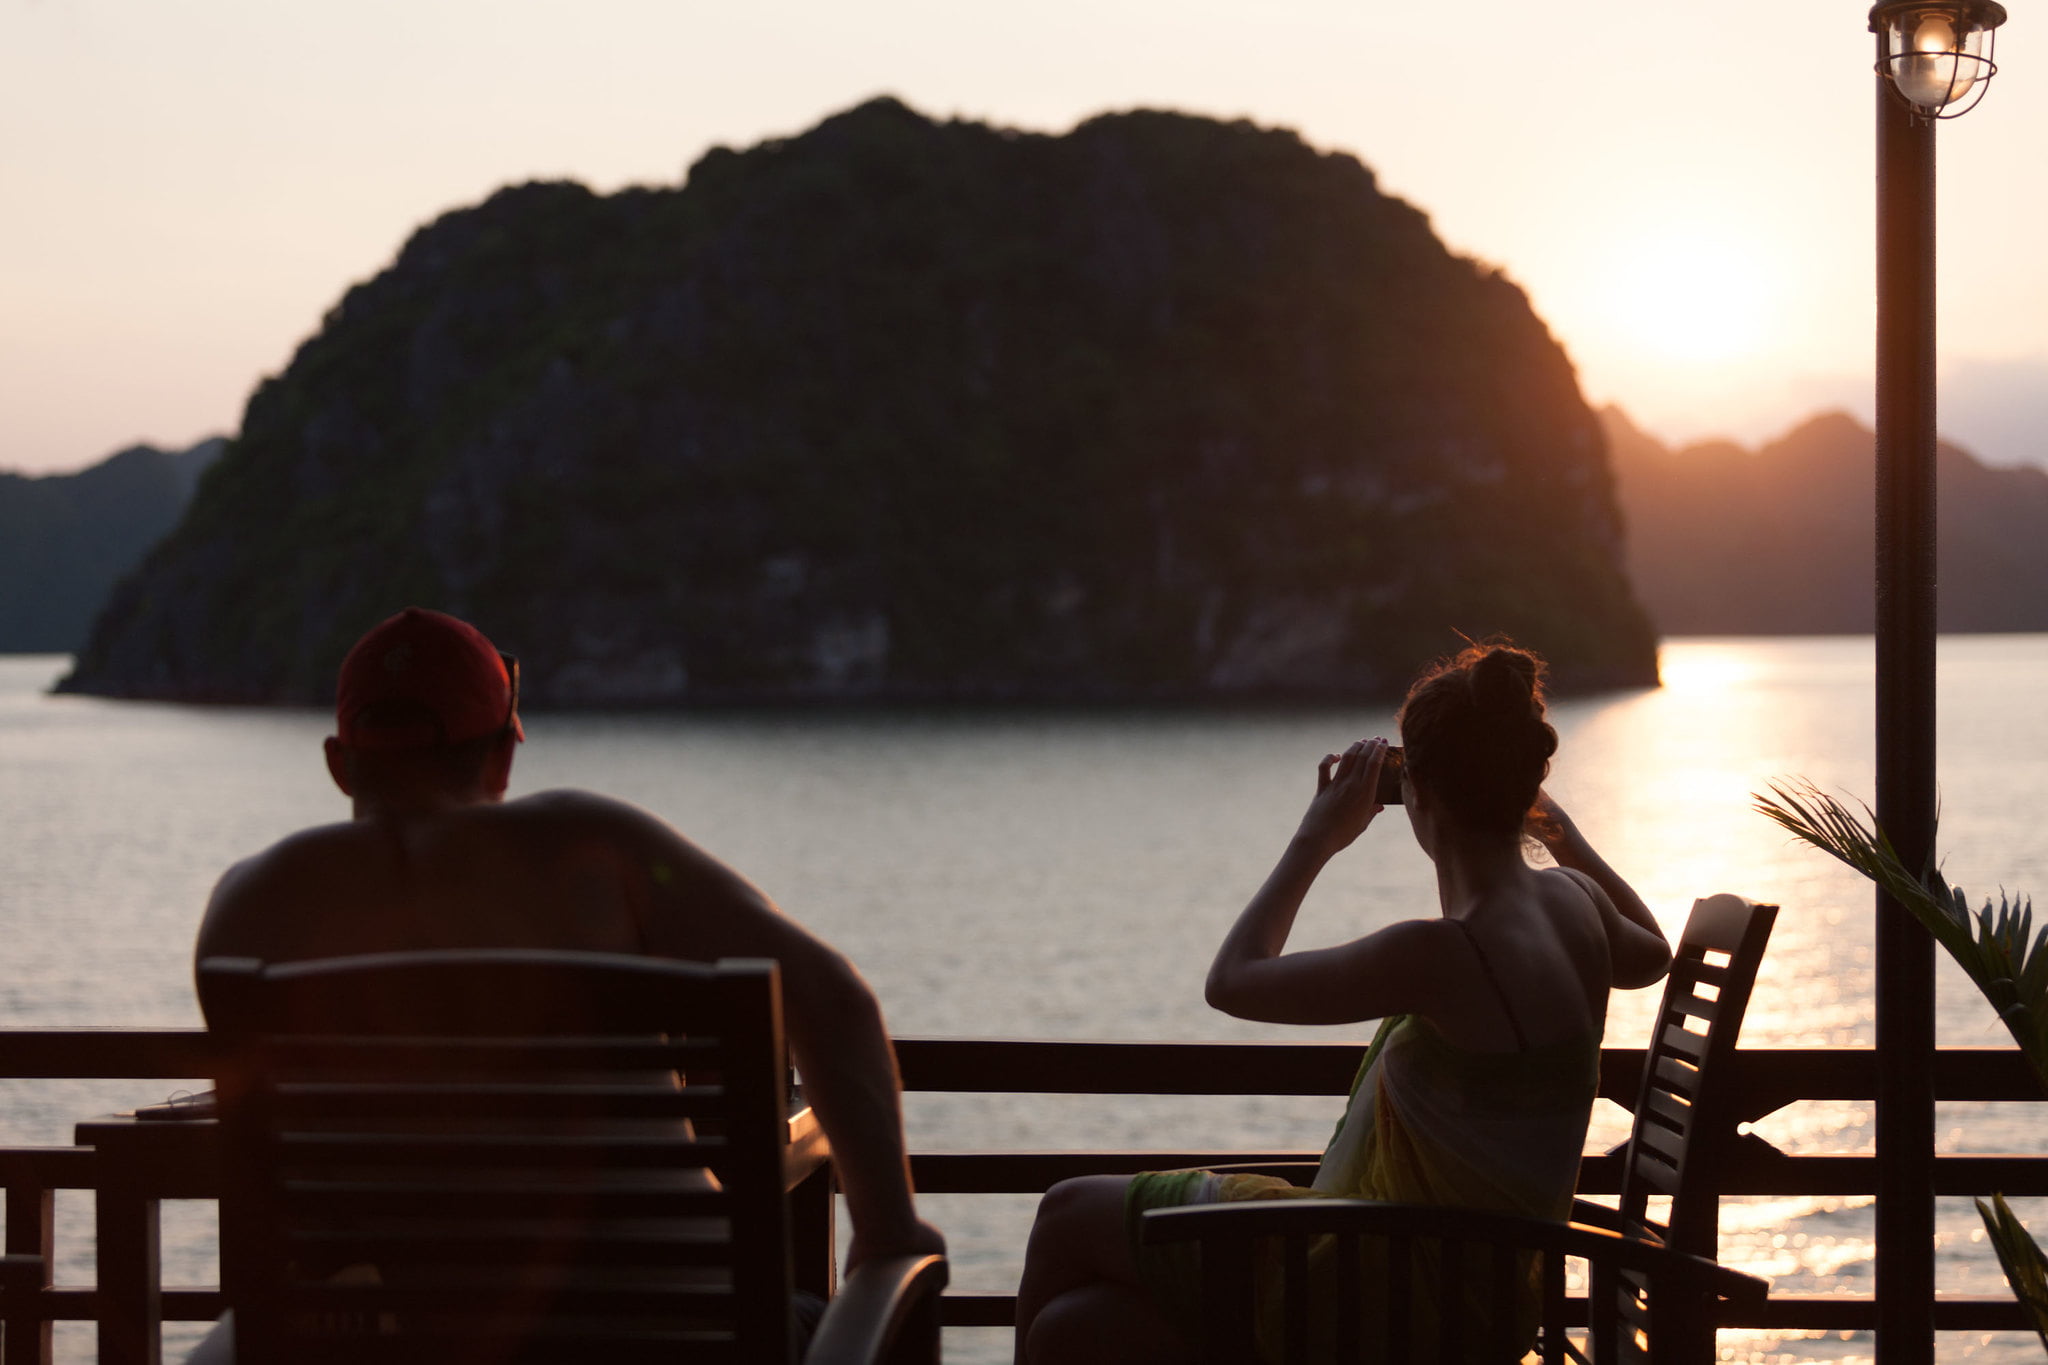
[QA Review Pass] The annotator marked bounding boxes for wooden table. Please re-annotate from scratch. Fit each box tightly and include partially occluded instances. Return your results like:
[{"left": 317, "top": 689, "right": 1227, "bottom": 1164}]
[{"left": 76, "top": 1102, "right": 836, "bottom": 1365}]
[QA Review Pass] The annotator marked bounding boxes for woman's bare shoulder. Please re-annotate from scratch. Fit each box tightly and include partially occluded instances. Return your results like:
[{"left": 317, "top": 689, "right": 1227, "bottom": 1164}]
[{"left": 1543, "top": 864, "right": 1615, "bottom": 913}]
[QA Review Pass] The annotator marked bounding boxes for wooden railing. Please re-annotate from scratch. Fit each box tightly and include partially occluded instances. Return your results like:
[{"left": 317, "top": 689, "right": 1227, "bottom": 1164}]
[
  {"left": 0, "top": 1029, "right": 2043, "bottom": 1357},
  {"left": 890, "top": 1038, "right": 2048, "bottom": 1334}
]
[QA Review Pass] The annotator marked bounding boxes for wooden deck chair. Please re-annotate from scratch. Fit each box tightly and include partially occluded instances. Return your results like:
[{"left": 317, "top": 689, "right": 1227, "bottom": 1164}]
[
  {"left": 202, "top": 950, "right": 945, "bottom": 1365},
  {"left": 1141, "top": 1199, "right": 1768, "bottom": 1365},
  {"left": 1575, "top": 894, "right": 1778, "bottom": 1260}
]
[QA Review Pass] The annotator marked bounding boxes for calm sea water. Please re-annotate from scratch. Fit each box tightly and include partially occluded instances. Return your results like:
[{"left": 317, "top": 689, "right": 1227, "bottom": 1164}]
[{"left": 2, "top": 637, "right": 2044, "bottom": 1363}]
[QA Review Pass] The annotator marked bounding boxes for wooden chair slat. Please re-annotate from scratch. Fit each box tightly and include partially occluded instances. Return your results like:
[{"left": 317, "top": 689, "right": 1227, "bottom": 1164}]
[
  {"left": 1651, "top": 1026, "right": 1708, "bottom": 1068},
  {"left": 201, "top": 951, "right": 952, "bottom": 1365},
  {"left": 1540, "top": 1245, "right": 1567, "bottom": 1365},
  {"left": 1141, "top": 1201, "right": 1766, "bottom": 1365},
  {"left": 1387, "top": 1231, "right": 1412, "bottom": 1364},
  {"left": 270, "top": 1083, "right": 719, "bottom": 1123},
  {"left": 1637, "top": 1087, "right": 1695, "bottom": 1131},
  {"left": 266, "top": 1036, "right": 715, "bottom": 1070},
  {"left": 277, "top": 1283, "right": 739, "bottom": 1317},
  {"left": 280, "top": 1183, "right": 730, "bottom": 1220},
  {"left": 1664, "top": 994, "right": 1719, "bottom": 1024},
  {"left": 1633, "top": 1124, "right": 1686, "bottom": 1169},
  {"left": 289, "top": 1227, "right": 736, "bottom": 1270},
  {"left": 276, "top": 1132, "right": 721, "bottom": 1169},
  {"left": 1436, "top": 1237, "right": 1463, "bottom": 1365},
  {"left": 1487, "top": 1240, "right": 1517, "bottom": 1361},
  {"left": 1282, "top": 1232, "right": 1309, "bottom": 1365},
  {"left": 1333, "top": 1227, "right": 1361, "bottom": 1362},
  {"left": 1630, "top": 1158, "right": 1682, "bottom": 1199},
  {"left": 281, "top": 1328, "right": 739, "bottom": 1365}
]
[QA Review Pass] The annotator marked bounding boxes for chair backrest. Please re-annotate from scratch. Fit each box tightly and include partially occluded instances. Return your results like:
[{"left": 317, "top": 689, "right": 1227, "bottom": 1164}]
[
  {"left": 1141, "top": 1198, "right": 1768, "bottom": 1365},
  {"left": 1616, "top": 894, "right": 1777, "bottom": 1258},
  {"left": 203, "top": 950, "right": 798, "bottom": 1365}
]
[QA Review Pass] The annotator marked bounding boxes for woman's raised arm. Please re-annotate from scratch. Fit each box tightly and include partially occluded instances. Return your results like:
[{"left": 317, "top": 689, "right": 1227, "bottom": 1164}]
[
  {"left": 1527, "top": 792, "right": 1671, "bottom": 989},
  {"left": 1205, "top": 738, "right": 1449, "bottom": 1024}
]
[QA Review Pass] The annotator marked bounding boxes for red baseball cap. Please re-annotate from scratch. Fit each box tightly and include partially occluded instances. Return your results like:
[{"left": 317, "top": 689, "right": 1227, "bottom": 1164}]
[{"left": 335, "top": 608, "right": 524, "bottom": 749}]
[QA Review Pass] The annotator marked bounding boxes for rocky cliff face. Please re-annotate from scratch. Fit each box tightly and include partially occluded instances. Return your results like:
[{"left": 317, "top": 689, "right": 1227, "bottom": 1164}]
[{"left": 63, "top": 99, "right": 1656, "bottom": 705}]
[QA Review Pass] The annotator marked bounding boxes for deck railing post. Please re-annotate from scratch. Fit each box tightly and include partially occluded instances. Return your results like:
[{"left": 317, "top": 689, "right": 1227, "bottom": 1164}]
[
  {"left": 2, "top": 1175, "right": 55, "bottom": 1365},
  {"left": 1873, "top": 42, "right": 1940, "bottom": 1363}
]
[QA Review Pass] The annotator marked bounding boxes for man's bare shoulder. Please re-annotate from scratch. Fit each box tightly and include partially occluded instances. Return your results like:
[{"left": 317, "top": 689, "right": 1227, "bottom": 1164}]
[
  {"left": 489, "top": 788, "right": 706, "bottom": 849},
  {"left": 497, "top": 787, "right": 656, "bottom": 823},
  {"left": 213, "top": 819, "right": 372, "bottom": 896},
  {"left": 200, "top": 819, "right": 379, "bottom": 961}
]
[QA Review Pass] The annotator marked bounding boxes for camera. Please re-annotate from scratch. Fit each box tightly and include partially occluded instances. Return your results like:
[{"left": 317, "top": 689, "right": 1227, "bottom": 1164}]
[{"left": 1376, "top": 745, "right": 1405, "bottom": 805}]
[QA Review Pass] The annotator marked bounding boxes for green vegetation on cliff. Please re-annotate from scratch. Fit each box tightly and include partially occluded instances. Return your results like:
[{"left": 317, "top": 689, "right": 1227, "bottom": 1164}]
[{"left": 64, "top": 98, "right": 1655, "bottom": 704}]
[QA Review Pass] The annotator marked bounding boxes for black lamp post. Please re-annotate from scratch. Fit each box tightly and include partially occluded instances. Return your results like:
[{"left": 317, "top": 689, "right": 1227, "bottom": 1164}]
[{"left": 1866, "top": 3, "right": 2004, "bottom": 1361}]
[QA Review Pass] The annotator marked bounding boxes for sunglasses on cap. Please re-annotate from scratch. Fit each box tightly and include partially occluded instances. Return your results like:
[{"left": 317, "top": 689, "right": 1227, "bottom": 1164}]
[{"left": 499, "top": 652, "right": 520, "bottom": 733}]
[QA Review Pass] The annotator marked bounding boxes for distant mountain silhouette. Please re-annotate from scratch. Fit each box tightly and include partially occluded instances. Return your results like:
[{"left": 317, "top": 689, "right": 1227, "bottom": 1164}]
[
  {"left": 62, "top": 99, "right": 1656, "bottom": 704},
  {"left": 0, "top": 439, "right": 225, "bottom": 653},
  {"left": 1608, "top": 408, "right": 2048, "bottom": 634}
]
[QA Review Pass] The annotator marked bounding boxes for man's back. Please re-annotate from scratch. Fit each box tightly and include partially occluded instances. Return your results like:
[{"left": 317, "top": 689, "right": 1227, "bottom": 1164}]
[
  {"left": 197, "top": 790, "right": 661, "bottom": 969},
  {"left": 191, "top": 606, "right": 942, "bottom": 1281}
]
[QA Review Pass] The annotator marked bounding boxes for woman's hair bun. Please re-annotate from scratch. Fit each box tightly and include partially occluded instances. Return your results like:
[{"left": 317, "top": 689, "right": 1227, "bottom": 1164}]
[
  {"left": 1396, "top": 639, "right": 1557, "bottom": 834},
  {"left": 1470, "top": 646, "right": 1542, "bottom": 718}
]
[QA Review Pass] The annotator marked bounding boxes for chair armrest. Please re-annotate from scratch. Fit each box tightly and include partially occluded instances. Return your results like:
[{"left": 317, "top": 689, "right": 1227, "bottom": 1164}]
[
  {"left": 1569, "top": 1198, "right": 1626, "bottom": 1233},
  {"left": 1698, "top": 1259, "right": 1771, "bottom": 1312},
  {"left": 1567, "top": 1200, "right": 1678, "bottom": 1251},
  {"left": 806, "top": 1253, "right": 949, "bottom": 1365}
]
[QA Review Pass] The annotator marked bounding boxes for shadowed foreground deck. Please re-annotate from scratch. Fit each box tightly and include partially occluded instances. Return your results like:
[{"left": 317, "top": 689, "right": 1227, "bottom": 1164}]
[{"left": 0, "top": 1030, "right": 2041, "bottom": 1360}]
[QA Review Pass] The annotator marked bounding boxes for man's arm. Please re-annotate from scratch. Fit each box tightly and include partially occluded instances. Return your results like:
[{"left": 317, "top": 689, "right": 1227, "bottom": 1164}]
[
  {"left": 615, "top": 805, "right": 945, "bottom": 1266},
  {"left": 774, "top": 936, "right": 946, "bottom": 1267},
  {"left": 192, "top": 853, "right": 292, "bottom": 1024}
]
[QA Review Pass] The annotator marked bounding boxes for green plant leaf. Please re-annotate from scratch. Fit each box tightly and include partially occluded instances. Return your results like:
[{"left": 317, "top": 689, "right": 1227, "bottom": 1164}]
[
  {"left": 1753, "top": 780, "right": 2048, "bottom": 1092},
  {"left": 1978, "top": 1194, "right": 2048, "bottom": 1352}
]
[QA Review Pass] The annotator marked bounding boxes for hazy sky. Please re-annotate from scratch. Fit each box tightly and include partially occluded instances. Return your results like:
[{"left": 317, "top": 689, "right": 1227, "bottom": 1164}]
[{"left": 5, "top": 0, "right": 2046, "bottom": 475}]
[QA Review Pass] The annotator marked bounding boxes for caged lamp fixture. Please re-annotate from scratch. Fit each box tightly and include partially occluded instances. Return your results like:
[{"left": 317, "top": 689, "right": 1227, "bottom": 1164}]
[{"left": 1871, "top": 0, "right": 2009, "bottom": 117}]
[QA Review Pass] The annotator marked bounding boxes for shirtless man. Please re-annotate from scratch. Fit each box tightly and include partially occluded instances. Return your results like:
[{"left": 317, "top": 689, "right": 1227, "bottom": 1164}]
[{"left": 194, "top": 606, "right": 945, "bottom": 1275}]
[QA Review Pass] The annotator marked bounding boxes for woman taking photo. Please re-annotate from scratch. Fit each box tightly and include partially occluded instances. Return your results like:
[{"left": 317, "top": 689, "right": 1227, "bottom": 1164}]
[{"left": 1013, "top": 642, "right": 1672, "bottom": 1364}]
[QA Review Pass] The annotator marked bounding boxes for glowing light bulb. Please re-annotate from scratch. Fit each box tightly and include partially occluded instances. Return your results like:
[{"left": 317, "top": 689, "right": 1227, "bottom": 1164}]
[
  {"left": 1891, "top": 11, "right": 1980, "bottom": 111},
  {"left": 1914, "top": 13, "right": 1958, "bottom": 51}
]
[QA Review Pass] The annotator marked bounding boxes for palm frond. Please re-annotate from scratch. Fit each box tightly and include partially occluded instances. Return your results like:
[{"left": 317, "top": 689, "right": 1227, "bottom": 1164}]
[
  {"left": 1979, "top": 1194, "right": 2048, "bottom": 1352},
  {"left": 1761, "top": 780, "right": 2048, "bottom": 1356},
  {"left": 1753, "top": 779, "right": 2048, "bottom": 1090}
]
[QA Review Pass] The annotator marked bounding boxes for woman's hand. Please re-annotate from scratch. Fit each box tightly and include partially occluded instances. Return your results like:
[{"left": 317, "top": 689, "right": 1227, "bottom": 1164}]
[
  {"left": 1207, "top": 735, "right": 1415, "bottom": 1022},
  {"left": 1524, "top": 788, "right": 1574, "bottom": 853},
  {"left": 1295, "top": 737, "right": 1391, "bottom": 855}
]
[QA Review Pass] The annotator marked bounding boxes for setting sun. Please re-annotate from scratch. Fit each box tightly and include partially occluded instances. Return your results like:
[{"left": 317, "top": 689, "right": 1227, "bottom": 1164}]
[{"left": 1590, "top": 229, "right": 1779, "bottom": 366}]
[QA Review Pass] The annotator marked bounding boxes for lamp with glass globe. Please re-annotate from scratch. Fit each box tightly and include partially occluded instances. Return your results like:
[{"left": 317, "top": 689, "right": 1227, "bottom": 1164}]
[{"left": 1871, "top": 0, "right": 2007, "bottom": 116}]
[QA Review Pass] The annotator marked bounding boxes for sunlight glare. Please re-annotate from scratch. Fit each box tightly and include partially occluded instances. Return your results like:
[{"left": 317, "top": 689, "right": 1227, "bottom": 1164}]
[
  {"left": 1658, "top": 642, "right": 1757, "bottom": 692},
  {"left": 1591, "top": 229, "right": 1776, "bottom": 365}
]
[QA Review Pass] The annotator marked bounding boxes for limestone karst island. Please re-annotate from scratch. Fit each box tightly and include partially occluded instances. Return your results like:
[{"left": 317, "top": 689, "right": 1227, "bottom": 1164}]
[{"left": 62, "top": 98, "right": 1660, "bottom": 705}]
